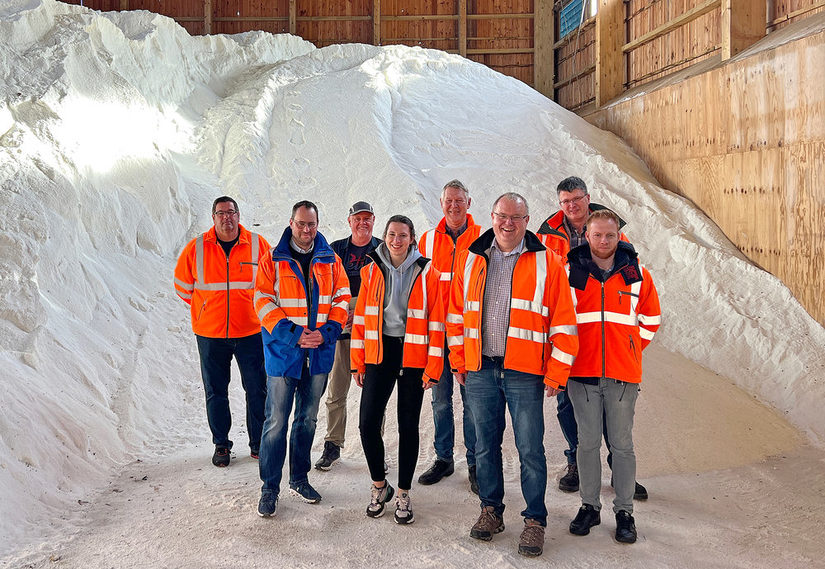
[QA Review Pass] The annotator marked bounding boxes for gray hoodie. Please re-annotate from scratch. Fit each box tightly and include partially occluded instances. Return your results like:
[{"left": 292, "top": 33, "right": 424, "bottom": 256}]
[{"left": 375, "top": 243, "right": 423, "bottom": 338}]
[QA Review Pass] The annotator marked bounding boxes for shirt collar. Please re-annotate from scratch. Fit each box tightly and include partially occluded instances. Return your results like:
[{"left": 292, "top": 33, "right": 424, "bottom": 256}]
[{"left": 491, "top": 238, "right": 524, "bottom": 257}]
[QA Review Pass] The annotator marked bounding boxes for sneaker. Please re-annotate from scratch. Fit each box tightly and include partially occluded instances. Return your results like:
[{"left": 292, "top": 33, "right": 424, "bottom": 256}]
[
  {"left": 468, "top": 465, "right": 479, "bottom": 495},
  {"left": 393, "top": 491, "right": 414, "bottom": 525},
  {"left": 634, "top": 481, "right": 649, "bottom": 501},
  {"left": 289, "top": 480, "right": 322, "bottom": 504},
  {"left": 257, "top": 490, "right": 278, "bottom": 517},
  {"left": 615, "top": 510, "right": 637, "bottom": 543},
  {"left": 518, "top": 519, "right": 545, "bottom": 557},
  {"left": 314, "top": 441, "right": 341, "bottom": 471},
  {"left": 417, "top": 459, "right": 454, "bottom": 485},
  {"left": 569, "top": 504, "right": 601, "bottom": 536},
  {"left": 558, "top": 463, "right": 578, "bottom": 492},
  {"left": 366, "top": 482, "right": 395, "bottom": 518},
  {"left": 470, "top": 506, "right": 505, "bottom": 541},
  {"left": 250, "top": 447, "right": 260, "bottom": 460},
  {"left": 212, "top": 446, "right": 230, "bottom": 467}
]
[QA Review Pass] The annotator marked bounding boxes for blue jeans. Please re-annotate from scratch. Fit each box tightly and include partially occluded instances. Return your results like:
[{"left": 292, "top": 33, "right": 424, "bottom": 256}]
[
  {"left": 431, "top": 360, "right": 476, "bottom": 466},
  {"left": 259, "top": 363, "right": 328, "bottom": 493},
  {"left": 195, "top": 334, "right": 267, "bottom": 451},
  {"left": 556, "top": 390, "right": 579, "bottom": 464},
  {"left": 464, "top": 359, "right": 547, "bottom": 525}
]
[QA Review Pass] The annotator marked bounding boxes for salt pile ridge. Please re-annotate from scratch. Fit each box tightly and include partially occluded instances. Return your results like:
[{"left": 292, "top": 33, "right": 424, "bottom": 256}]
[{"left": 0, "top": 0, "right": 823, "bottom": 553}]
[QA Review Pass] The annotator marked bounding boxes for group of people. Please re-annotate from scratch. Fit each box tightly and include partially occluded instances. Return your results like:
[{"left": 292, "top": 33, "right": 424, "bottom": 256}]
[{"left": 173, "top": 177, "right": 661, "bottom": 557}]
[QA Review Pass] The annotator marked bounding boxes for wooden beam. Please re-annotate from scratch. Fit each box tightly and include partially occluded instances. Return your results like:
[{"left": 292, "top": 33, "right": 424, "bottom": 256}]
[
  {"left": 458, "top": 0, "right": 467, "bottom": 57},
  {"left": 120, "top": 0, "right": 129, "bottom": 10},
  {"left": 289, "top": 0, "right": 297, "bottom": 35},
  {"left": 554, "top": 64, "right": 596, "bottom": 89},
  {"left": 721, "top": 0, "right": 766, "bottom": 60},
  {"left": 595, "top": 0, "right": 624, "bottom": 107},
  {"left": 622, "top": 0, "right": 720, "bottom": 53},
  {"left": 534, "top": 0, "right": 553, "bottom": 97},
  {"left": 373, "top": 0, "right": 381, "bottom": 45},
  {"left": 381, "top": 15, "right": 458, "bottom": 21},
  {"left": 203, "top": 0, "right": 211, "bottom": 34},
  {"left": 768, "top": 0, "right": 825, "bottom": 28},
  {"left": 465, "top": 48, "right": 535, "bottom": 54}
]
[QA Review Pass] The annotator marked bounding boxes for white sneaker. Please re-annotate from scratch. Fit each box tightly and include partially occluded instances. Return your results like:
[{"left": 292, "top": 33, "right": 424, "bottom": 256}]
[{"left": 394, "top": 491, "right": 414, "bottom": 525}]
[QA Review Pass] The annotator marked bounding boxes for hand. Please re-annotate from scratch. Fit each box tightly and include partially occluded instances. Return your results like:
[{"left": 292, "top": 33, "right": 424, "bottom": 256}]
[
  {"left": 545, "top": 385, "right": 561, "bottom": 397},
  {"left": 454, "top": 372, "right": 466, "bottom": 386},
  {"left": 422, "top": 375, "right": 437, "bottom": 390},
  {"left": 353, "top": 372, "right": 365, "bottom": 387},
  {"left": 297, "top": 328, "right": 324, "bottom": 348}
]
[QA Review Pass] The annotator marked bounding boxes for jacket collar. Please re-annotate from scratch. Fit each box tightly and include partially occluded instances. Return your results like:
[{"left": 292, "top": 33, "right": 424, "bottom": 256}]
[
  {"left": 536, "top": 202, "right": 627, "bottom": 236},
  {"left": 468, "top": 227, "right": 546, "bottom": 258},
  {"left": 567, "top": 240, "right": 640, "bottom": 287},
  {"left": 435, "top": 214, "right": 478, "bottom": 235},
  {"left": 272, "top": 227, "right": 334, "bottom": 262},
  {"left": 204, "top": 224, "right": 251, "bottom": 244}
]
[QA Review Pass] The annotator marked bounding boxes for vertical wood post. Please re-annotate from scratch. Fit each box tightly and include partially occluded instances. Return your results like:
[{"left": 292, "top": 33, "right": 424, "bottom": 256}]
[
  {"left": 721, "top": 0, "right": 766, "bottom": 60},
  {"left": 120, "top": 0, "right": 129, "bottom": 9},
  {"left": 533, "top": 0, "right": 553, "bottom": 97},
  {"left": 289, "top": 0, "right": 297, "bottom": 35},
  {"left": 373, "top": 0, "right": 381, "bottom": 45},
  {"left": 203, "top": 0, "right": 212, "bottom": 34},
  {"left": 596, "top": 0, "right": 625, "bottom": 107},
  {"left": 458, "top": 0, "right": 467, "bottom": 57}
]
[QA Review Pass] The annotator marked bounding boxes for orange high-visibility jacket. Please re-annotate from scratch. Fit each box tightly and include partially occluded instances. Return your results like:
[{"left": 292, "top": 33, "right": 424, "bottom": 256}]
[
  {"left": 174, "top": 224, "right": 270, "bottom": 338},
  {"left": 350, "top": 252, "right": 445, "bottom": 382},
  {"left": 566, "top": 241, "right": 661, "bottom": 383},
  {"left": 418, "top": 214, "right": 482, "bottom": 300},
  {"left": 536, "top": 204, "right": 629, "bottom": 260},
  {"left": 446, "top": 229, "right": 579, "bottom": 389}
]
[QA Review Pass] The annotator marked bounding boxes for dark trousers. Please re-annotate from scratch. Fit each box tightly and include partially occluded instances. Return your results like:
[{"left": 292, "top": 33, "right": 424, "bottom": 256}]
[
  {"left": 359, "top": 336, "right": 424, "bottom": 490},
  {"left": 195, "top": 333, "right": 267, "bottom": 451}
]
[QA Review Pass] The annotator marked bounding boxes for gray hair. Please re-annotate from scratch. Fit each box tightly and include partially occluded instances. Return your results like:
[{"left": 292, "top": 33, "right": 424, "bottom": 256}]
[
  {"left": 492, "top": 192, "right": 529, "bottom": 216},
  {"left": 441, "top": 179, "right": 469, "bottom": 200}
]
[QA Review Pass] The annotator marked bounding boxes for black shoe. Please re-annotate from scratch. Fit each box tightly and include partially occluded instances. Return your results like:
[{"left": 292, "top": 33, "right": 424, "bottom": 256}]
[
  {"left": 634, "top": 481, "right": 648, "bottom": 500},
  {"left": 559, "top": 463, "right": 579, "bottom": 492},
  {"left": 212, "top": 446, "right": 230, "bottom": 467},
  {"left": 417, "top": 459, "right": 454, "bottom": 485},
  {"left": 615, "top": 510, "right": 637, "bottom": 543},
  {"left": 250, "top": 447, "right": 260, "bottom": 460},
  {"left": 569, "top": 504, "right": 601, "bottom": 536},
  {"left": 468, "top": 465, "right": 479, "bottom": 495},
  {"left": 257, "top": 490, "right": 278, "bottom": 517},
  {"left": 314, "top": 441, "right": 341, "bottom": 471},
  {"left": 289, "top": 480, "right": 322, "bottom": 504}
]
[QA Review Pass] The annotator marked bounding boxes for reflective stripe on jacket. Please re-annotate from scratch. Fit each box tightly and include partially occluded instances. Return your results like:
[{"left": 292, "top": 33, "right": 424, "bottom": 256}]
[
  {"left": 536, "top": 204, "right": 628, "bottom": 260},
  {"left": 253, "top": 227, "right": 350, "bottom": 378},
  {"left": 350, "top": 253, "right": 445, "bottom": 381},
  {"left": 418, "top": 214, "right": 481, "bottom": 300},
  {"left": 566, "top": 241, "right": 661, "bottom": 383},
  {"left": 174, "top": 224, "right": 270, "bottom": 338},
  {"left": 446, "top": 229, "right": 579, "bottom": 389}
]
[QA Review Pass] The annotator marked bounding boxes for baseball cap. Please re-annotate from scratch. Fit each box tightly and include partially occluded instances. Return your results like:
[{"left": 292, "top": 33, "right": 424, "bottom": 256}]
[{"left": 349, "top": 201, "right": 374, "bottom": 216}]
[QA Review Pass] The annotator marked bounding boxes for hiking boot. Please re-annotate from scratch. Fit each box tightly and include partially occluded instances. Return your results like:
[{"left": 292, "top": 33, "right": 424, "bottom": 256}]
[
  {"left": 212, "top": 446, "right": 230, "bottom": 467},
  {"left": 634, "top": 481, "right": 649, "bottom": 500},
  {"left": 615, "top": 510, "right": 637, "bottom": 543},
  {"left": 314, "top": 441, "right": 341, "bottom": 471},
  {"left": 257, "top": 490, "right": 278, "bottom": 517},
  {"left": 468, "top": 465, "right": 479, "bottom": 495},
  {"left": 518, "top": 519, "right": 545, "bottom": 557},
  {"left": 366, "top": 482, "right": 395, "bottom": 518},
  {"left": 394, "top": 491, "right": 414, "bottom": 525},
  {"left": 470, "top": 506, "right": 505, "bottom": 541},
  {"left": 558, "top": 463, "right": 578, "bottom": 492},
  {"left": 417, "top": 459, "right": 454, "bottom": 485},
  {"left": 250, "top": 447, "right": 260, "bottom": 460},
  {"left": 289, "top": 480, "right": 322, "bottom": 504},
  {"left": 569, "top": 504, "right": 601, "bottom": 536}
]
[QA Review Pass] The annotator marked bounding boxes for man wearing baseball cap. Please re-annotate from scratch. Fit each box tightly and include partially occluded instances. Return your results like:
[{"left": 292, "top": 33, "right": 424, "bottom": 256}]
[{"left": 315, "top": 201, "right": 382, "bottom": 470}]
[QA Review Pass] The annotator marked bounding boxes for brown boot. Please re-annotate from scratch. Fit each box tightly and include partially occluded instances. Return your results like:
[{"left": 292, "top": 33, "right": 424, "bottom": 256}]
[
  {"left": 470, "top": 506, "right": 504, "bottom": 541},
  {"left": 518, "top": 519, "right": 545, "bottom": 557}
]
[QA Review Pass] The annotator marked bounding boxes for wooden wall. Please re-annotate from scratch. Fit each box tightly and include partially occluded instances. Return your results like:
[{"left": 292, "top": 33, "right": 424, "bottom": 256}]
[{"left": 584, "top": 25, "right": 825, "bottom": 325}]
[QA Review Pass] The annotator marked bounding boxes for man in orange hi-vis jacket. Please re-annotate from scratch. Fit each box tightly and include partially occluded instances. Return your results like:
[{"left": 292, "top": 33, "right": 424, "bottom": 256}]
[
  {"left": 446, "top": 192, "right": 579, "bottom": 558},
  {"left": 564, "top": 209, "right": 661, "bottom": 545},
  {"left": 174, "top": 196, "right": 270, "bottom": 469},
  {"left": 253, "top": 200, "right": 350, "bottom": 517}
]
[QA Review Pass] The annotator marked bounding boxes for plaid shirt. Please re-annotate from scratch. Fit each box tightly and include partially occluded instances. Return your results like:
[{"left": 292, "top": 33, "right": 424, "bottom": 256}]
[
  {"left": 481, "top": 238, "right": 524, "bottom": 358},
  {"left": 562, "top": 216, "right": 587, "bottom": 249}
]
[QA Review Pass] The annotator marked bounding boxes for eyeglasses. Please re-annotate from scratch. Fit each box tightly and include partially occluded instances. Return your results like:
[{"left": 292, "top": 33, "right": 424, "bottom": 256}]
[
  {"left": 213, "top": 210, "right": 238, "bottom": 217},
  {"left": 492, "top": 212, "right": 528, "bottom": 223},
  {"left": 559, "top": 194, "right": 588, "bottom": 207},
  {"left": 292, "top": 221, "right": 318, "bottom": 230}
]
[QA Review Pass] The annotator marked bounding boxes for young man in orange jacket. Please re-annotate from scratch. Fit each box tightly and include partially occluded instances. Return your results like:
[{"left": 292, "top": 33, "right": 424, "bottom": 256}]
[
  {"left": 174, "top": 196, "right": 271, "bottom": 467},
  {"left": 565, "top": 209, "right": 661, "bottom": 544}
]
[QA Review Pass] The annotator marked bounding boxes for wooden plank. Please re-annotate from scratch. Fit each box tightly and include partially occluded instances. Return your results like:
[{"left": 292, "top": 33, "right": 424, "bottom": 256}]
[
  {"left": 289, "top": 0, "right": 296, "bottom": 35},
  {"left": 373, "top": 0, "right": 381, "bottom": 44},
  {"left": 721, "top": 0, "right": 766, "bottom": 59},
  {"left": 458, "top": 0, "right": 467, "bottom": 56},
  {"left": 768, "top": 0, "right": 825, "bottom": 28},
  {"left": 534, "top": 0, "right": 554, "bottom": 96},
  {"left": 596, "top": 0, "right": 624, "bottom": 106},
  {"left": 465, "top": 48, "right": 535, "bottom": 54},
  {"left": 120, "top": 0, "right": 129, "bottom": 9},
  {"left": 203, "top": 0, "right": 211, "bottom": 34},
  {"left": 623, "top": 0, "right": 720, "bottom": 53},
  {"left": 554, "top": 63, "right": 596, "bottom": 89}
]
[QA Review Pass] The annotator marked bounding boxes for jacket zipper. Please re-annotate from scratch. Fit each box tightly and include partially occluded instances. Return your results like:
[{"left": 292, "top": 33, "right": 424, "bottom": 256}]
[
  {"left": 601, "top": 281, "right": 606, "bottom": 380},
  {"left": 629, "top": 334, "right": 638, "bottom": 363},
  {"left": 224, "top": 244, "right": 233, "bottom": 339}
]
